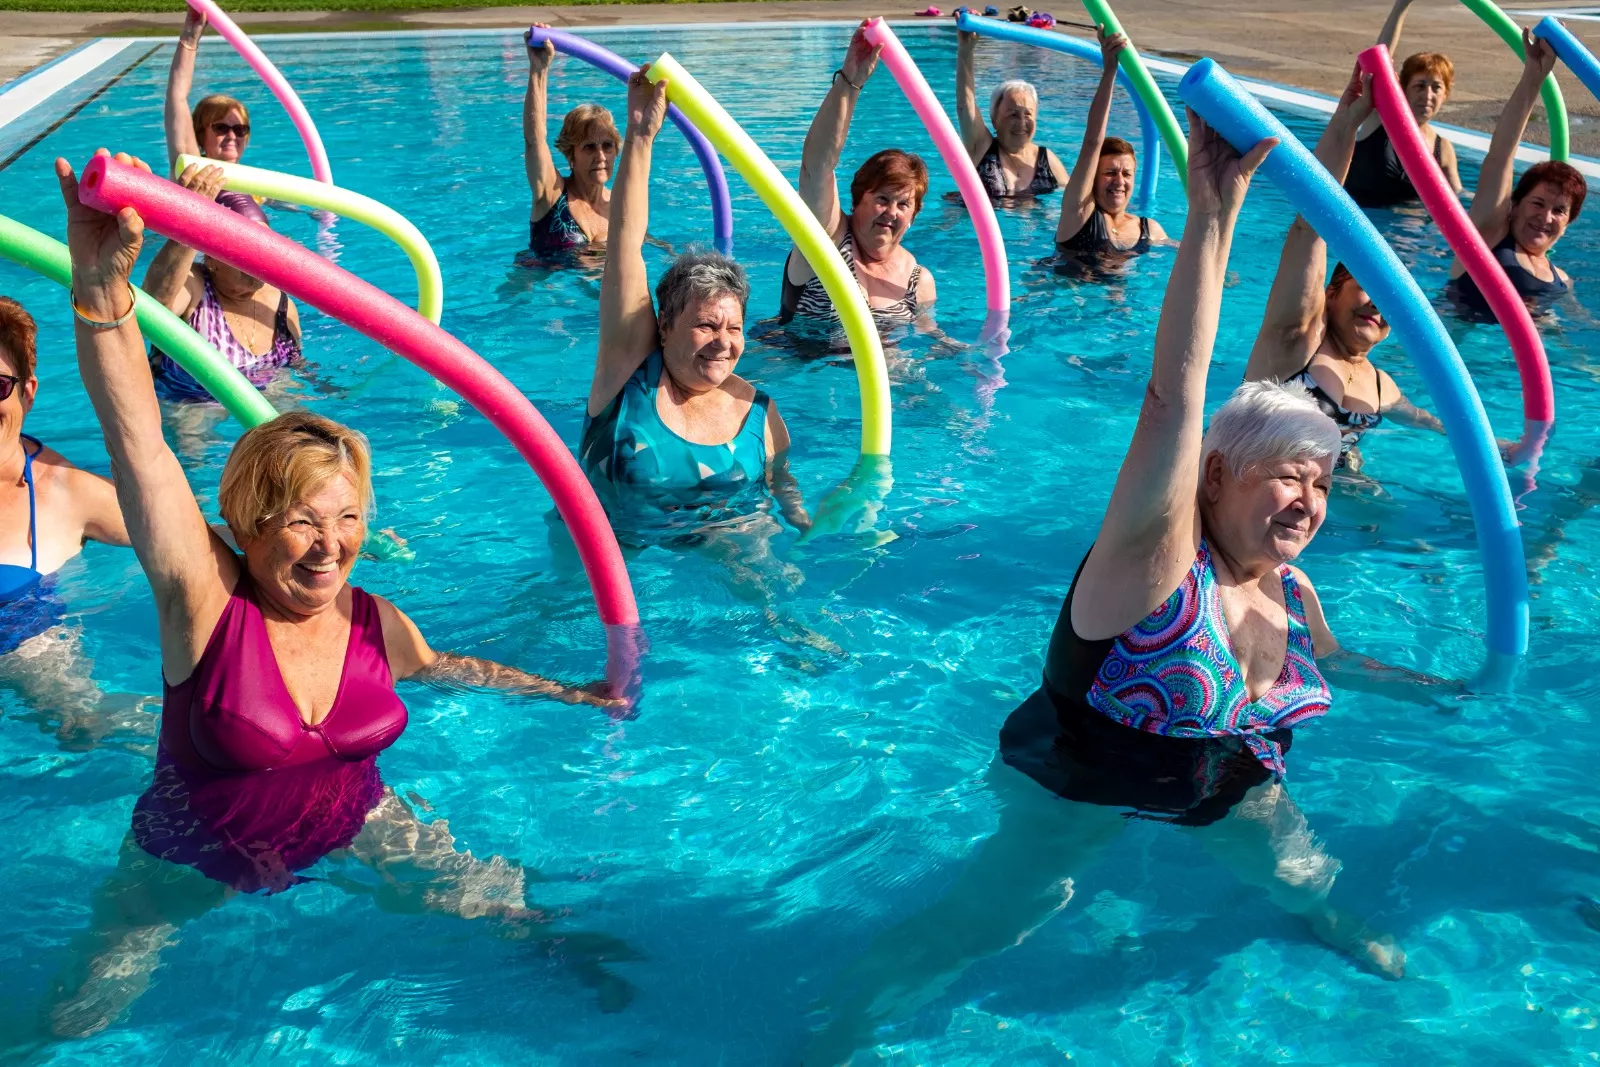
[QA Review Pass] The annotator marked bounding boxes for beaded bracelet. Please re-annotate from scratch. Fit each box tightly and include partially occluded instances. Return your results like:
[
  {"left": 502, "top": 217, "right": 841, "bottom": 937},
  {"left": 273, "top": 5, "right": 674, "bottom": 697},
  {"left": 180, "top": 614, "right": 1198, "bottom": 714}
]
[
  {"left": 833, "top": 68, "right": 863, "bottom": 92},
  {"left": 69, "top": 286, "right": 138, "bottom": 331}
]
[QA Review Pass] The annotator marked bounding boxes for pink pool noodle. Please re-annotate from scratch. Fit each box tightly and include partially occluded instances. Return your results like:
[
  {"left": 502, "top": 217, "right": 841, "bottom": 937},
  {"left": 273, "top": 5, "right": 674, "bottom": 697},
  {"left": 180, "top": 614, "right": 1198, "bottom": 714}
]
[
  {"left": 862, "top": 18, "right": 1010, "bottom": 315},
  {"left": 77, "top": 155, "right": 641, "bottom": 687},
  {"left": 1358, "top": 44, "right": 1555, "bottom": 428},
  {"left": 188, "top": 0, "right": 334, "bottom": 185}
]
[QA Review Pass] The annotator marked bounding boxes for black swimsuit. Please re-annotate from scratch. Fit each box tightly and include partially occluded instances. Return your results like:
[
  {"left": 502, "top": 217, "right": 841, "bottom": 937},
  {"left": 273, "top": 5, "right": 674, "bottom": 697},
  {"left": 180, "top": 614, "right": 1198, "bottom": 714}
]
[
  {"left": 976, "top": 142, "right": 1060, "bottom": 199},
  {"left": 1450, "top": 232, "right": 1570, "bottom": 320},
  {"left": 1058, "top": 207, "right": 1151, "bottom": 257},
  {"left": 1288, "top": 359, "right": 1384, "bottom": 469},
  {"left": 1343, "top": 125, "right": 1446, "bottom": 209}
]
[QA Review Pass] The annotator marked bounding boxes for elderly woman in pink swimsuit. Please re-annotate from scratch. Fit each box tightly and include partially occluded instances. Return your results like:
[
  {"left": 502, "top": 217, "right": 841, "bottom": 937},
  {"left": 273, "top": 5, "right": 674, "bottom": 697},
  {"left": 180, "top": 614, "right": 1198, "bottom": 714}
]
[{"left": 44, "top": 152, "right": 633, "bottom": 1037}]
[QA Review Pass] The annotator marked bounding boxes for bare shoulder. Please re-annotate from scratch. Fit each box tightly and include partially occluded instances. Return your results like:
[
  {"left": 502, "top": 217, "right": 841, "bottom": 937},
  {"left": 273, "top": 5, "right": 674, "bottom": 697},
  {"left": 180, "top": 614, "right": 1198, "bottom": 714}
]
[
  {"left": 1147, "top": 216, "right": 1170, "bottom": 241},
  {"left": 915, "top": 260, "right": 938, "bottom": 303},
  {"left": 369, "top": 591, "right": 433, "bottom": 679}
]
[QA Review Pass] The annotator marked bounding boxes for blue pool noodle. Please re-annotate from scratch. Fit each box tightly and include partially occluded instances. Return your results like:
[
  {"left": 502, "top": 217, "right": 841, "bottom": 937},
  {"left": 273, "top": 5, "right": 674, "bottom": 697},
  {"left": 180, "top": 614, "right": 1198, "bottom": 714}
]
[
  {"left": 527, "top": 27, "right": 734, "bottom": 257},
  {"left": 1179, "top": 57, "right": 1528, "bottom": 661},
  {"left": 1534, "top": 17, "right": 1600, "bottom": 107},
  {"left": 955, "top": 10, "right": 1160, "bottom": 215}
]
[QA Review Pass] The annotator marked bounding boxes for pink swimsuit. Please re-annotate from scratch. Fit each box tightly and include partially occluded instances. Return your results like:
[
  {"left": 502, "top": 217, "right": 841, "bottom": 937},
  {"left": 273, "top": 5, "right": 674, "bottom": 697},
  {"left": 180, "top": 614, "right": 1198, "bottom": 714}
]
[{"left": 136, "top": 573, "right": 408, "bottom": 892}]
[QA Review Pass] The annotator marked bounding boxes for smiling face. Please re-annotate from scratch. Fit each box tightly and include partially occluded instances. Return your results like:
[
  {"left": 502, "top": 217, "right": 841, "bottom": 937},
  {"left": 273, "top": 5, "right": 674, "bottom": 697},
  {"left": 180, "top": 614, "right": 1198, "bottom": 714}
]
[
  {"left": 1510, "top": 181, "right": 1574, "bottom": 256},
  {"left": 1404, "top": 71, "right": 1449, "bottom": 124},
  {"left": 1324, "top": 276, "right": 1390, "bottom": 355},
  {"left": 1203, "top": 452, "right": 1333, "bottom": 569},
  {"left": 201, "top": 106, "right": 250, "bottom": 163},
  {"left": 1094, "top": 152, "right": 1136, "bottom": 214},
  {"left": 238, "top": 473, "right": 365, "bottom": 618},
  {"left": 659, "top": 292, "right": 746, "bottom": 394},
  {"left": 992, "top": 88, "right": 1037, "bottom": 152},
  {"left": 851, "top": 184, "right": 918, "bottom": 260}
]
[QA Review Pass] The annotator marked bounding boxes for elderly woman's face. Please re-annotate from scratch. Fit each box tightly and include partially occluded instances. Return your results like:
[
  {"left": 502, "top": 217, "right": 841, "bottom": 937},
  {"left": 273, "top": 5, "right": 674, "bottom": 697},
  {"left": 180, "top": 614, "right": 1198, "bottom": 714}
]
[
  {"left": 202, "top": 107, "right": 250, "bottom": 163},
  {"left": 240, "top": 472, "right": 365, "bottom": 617},
  {"left": 992, "top": 89, "right": 1037, "bottom": 149},
  {"left": 1325, "top": 277, "right": 1389, "bottom": 353},
  {"left": 0, "top": 344, "right": 35, "bottom": 453},
  {"left": 1094, "top": 153, "right": 1136, "bottom": 214},
  {"left": 1204, "top": 453, "right": 1332, "bottom": 567},
  {"left": 660, "top": 293, "right": 746, "bottom": 394},
  {"left": 569, "top": 127, "right": 619, "bottom": 188},
  {"left": 852, "top": 184, "right": 918, "bottom": 260},
  {"left": 1510, "top": 181, "right": 1574, "bottom": 257}
]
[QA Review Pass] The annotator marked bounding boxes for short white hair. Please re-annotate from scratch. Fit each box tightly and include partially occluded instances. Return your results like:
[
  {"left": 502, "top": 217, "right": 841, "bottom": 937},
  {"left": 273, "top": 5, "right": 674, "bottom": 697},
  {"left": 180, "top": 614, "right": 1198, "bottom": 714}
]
[
  {"left": 1201, "top": 380, "right": 1342, "bottom": 478},
  {"left": 990, "top": 79, "right": 1039, "bottom": 116}
]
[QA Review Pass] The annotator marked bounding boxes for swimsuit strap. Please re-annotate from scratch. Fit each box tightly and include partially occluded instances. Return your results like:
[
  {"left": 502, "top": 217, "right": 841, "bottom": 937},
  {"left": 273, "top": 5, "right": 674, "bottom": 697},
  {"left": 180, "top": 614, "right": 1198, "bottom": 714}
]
[{"left": 19, "top": 433, "right": 38, "bottom": 571}]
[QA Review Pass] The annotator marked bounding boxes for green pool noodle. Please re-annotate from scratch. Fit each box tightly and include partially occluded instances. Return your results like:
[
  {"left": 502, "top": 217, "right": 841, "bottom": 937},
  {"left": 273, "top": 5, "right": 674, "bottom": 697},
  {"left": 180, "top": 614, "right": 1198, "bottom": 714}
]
[
  {"left": 1459, "top": 0, "right": 1569, "bottom": 160},
  {"left": 0, "top": 212, "right": 277, "bottom": 427},
  {"left": 1078, "top": 0, "right": 1189, "bottom": 187}
]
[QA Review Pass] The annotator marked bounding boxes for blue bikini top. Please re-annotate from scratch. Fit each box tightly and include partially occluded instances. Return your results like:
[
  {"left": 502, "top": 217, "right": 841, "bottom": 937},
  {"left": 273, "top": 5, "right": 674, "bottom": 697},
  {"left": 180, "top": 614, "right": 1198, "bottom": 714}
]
[{"left": 0, "top": 435, "right": 43, "bottom": 602}]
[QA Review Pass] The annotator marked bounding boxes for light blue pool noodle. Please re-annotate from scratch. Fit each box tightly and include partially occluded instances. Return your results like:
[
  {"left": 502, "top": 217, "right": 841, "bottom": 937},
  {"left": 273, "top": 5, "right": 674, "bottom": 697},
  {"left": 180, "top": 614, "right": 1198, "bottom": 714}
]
[
  {"left": 955, "top": 10, "right": 1159, "bottom": 214},
  {"left": 1179, "top": 58, "right": 1528, "bottom": 663},
  {"left": 1534, "top": 17, "right": 1600, "bottom": 106}
]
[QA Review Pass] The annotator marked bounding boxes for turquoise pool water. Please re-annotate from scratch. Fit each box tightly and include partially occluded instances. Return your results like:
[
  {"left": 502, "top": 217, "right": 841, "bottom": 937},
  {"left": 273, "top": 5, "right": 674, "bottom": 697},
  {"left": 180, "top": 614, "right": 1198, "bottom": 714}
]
[{"left": 3, "top": 22, "right": 1600, "bottom": 1064}]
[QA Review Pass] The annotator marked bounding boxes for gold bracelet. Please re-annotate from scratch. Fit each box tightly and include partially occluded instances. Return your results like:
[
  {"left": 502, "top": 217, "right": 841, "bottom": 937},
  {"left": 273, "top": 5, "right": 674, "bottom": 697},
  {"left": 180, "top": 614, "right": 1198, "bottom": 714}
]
[
  {"left": 178, "top": 38, "right": 199, "bottom": 50},
  {"left": 69, "top": 286, "right": 138, "bottom": 330}
]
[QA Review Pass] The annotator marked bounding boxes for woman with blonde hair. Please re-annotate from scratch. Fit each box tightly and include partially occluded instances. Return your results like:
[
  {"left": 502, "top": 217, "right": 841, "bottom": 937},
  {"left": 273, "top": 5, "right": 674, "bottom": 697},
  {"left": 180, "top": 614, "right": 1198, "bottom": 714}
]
[
  {"left": 45, "top": 150, "right": 628, "bottom": 1036},
  {"left": 522, "top": 23, "right": 621, "bottom": 258},
  {"left": 164, "top": 7, "right": 253, "bottom": 170}
]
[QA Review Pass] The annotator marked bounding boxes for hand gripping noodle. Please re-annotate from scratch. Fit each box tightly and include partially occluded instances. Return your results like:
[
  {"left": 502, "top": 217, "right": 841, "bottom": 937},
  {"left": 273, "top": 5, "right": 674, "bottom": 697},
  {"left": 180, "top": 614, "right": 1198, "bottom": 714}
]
[
  {"left": 1076, "top": 0, "right": 1188, "bottom": 188},
  {"left": 1533, "top": 16, "right": 1600, "bottom": 108},
  {"left": 861, "top": 17, "right": 1009, "bottom": 315},
  {"left": 646, "top": 53, "right": 892, "bottom": 456},
  {"left": 526, "top": 27, "right": 734, "bottom": 258},
  {"left": 175, "top": 153, "right": 443, "bottom": 323},
  {"left": 1179, "top": 58, "right": 1529, "bottom": 664},
  {"left": 76, "top": 155, "right": 642, "bottom": 690},
  {"left": 187, "top": 0, "right": 334, "bottom": 183},
  {"left": 1358, "top": 44, "right": 1555, "bottom": 449},
  {"left": 954, "top": 9, "right": 1160, "bottom": 214},
  {"left": 0, "top": 212, "right": 276, "bottom": 427},
  {"left": 1459, "top": 0, "right": 1569, "bottom": 161}
]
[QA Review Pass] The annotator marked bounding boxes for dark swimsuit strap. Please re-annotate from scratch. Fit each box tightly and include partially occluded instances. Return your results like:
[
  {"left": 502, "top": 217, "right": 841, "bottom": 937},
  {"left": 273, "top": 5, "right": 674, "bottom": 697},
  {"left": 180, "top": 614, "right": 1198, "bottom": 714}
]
[{"left": 18, "top": 433, "right": 39, "bottom": 571}]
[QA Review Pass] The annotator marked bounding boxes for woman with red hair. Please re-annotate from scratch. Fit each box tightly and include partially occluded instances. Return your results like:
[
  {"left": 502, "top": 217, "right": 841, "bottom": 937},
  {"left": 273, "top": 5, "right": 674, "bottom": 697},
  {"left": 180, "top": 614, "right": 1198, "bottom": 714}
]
[
  {"left": 1450, "top": 29, "right": 1583, "bottom": 315},
  {"left": 780, "top": 22, "right": 939, "bottom": 334}
]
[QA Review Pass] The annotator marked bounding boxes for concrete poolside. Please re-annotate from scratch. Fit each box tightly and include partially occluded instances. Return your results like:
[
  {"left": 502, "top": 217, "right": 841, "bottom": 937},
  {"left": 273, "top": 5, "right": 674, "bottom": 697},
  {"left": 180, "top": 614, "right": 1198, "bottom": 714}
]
[{"left": 2, "top": 0, "right": 1599, "bottom": 153}]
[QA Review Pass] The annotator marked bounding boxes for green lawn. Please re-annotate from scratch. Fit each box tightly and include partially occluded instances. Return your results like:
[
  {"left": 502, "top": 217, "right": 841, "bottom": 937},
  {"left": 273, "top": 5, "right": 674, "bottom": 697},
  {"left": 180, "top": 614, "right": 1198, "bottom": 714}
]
[{"left": 0, "top": 0, "right": 731, "bottom": 11}]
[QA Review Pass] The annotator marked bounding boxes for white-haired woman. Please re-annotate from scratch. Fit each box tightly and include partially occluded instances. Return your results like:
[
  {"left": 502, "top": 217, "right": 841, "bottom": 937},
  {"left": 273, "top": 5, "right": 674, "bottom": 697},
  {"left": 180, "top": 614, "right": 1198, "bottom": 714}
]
[
  {"left": 803, "top": 113, "right": 1440, "bottom": 1066},
  {"left": 957, "top": 28, "right": 1069, "bottom": 199},
  {"left": 582, "top": 69, "right": 801, "bottom": 533}
]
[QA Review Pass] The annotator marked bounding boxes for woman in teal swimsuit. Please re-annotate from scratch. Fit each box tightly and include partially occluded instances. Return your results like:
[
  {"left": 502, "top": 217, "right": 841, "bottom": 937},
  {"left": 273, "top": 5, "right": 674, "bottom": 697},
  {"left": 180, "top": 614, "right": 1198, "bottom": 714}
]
[{"left": 582, "top": 69, "right": 798, "bottom": 535}]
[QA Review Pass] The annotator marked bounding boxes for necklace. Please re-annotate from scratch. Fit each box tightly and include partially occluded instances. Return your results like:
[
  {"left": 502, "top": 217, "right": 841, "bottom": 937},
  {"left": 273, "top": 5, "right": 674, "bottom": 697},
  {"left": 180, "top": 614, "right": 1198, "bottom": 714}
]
[{"left": 222, "top": 294, "right": 266, "bottom": 354}]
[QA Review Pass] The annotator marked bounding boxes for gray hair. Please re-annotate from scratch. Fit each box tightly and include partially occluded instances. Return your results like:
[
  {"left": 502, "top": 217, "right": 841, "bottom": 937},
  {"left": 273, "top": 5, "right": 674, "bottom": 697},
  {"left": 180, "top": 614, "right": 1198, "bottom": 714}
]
[
  {"left": 990, "top": 79, "right": 1039, "bottom": 117},
  {"left": 1201, "top": 379, "right": 1342, "bottom": 478},
  {"left": 654, "top": 249, "right": 750, "bottom": 331}
]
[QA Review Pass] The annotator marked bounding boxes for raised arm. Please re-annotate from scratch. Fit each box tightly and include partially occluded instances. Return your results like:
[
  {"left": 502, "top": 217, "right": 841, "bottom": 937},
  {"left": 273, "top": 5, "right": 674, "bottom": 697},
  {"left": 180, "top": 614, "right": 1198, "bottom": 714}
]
[
  {"left": 523, "top": 28, "right": 564, "bottom": 219},
  {"left": 591, "top": 70, "right": 667, "bottom": 417},
  {"left": 1055, "top": 28, "right": 1126, "bottom": 244},
  {"left": 1468, "top": 29, "right": 1557, "bottom": 239},
  {"left": 1246, "top": 68, "right": 1373, "bottom": 382},
  {"left": 1071, "top": 116, "right": 1275, "bottom": 639},
  {"left": 1354, "top": 0, "right": 1417, "bottom": 138},
  {"left": 165, "top": 9, "right": 206, "bottom": 169},
  {"left": 56, "top": 152, "right": 234, "bottom": 681},
  {"left": 140, "top": 162, "right": 226, "bottom": 315},
  {"left": 797, "top": 23, "right": 880, "bottom": 242},
  {"left": 956, "top": 29, "right": 992, "bottom": 162}
]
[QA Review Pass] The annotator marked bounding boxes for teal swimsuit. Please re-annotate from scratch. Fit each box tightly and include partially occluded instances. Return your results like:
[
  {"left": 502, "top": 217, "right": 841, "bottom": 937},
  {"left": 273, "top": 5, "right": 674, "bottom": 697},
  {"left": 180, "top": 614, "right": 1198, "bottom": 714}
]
[{"left": 580, "top": 351, "right": 772, "bottom": 531}]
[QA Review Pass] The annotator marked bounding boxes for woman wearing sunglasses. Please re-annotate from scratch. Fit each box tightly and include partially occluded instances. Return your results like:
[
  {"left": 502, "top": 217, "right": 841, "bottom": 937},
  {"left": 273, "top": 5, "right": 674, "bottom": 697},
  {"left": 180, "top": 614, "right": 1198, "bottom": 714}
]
[{"left": 165, "top": 7, "right": 252, "bottom": 172}]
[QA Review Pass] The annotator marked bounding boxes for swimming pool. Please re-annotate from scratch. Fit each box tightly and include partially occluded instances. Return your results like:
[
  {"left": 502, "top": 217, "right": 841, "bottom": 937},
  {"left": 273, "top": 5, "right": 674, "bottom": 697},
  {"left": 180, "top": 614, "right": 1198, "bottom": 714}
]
[{"left": 3, "top": 20, "right": 1600, "bottom": 1063}]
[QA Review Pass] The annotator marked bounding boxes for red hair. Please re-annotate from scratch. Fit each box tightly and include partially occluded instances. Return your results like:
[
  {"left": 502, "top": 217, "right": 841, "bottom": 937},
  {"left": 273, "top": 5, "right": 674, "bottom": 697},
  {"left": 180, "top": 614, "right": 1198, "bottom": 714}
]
[
  {"left": 850, "top": 150, "right": 930, "bottom": 215},
  {"left": 0, "top": 296, "right": 37, "bottom": 380},
  {"left": 1399, "top": 52, "right": 1454, "bottom": 95},
  {"left": 1514, "top": 161, "right": 1588, "bottom": 221},
  {"left": 1101, "top": 136, "right": 1136, "bottom": 160}
]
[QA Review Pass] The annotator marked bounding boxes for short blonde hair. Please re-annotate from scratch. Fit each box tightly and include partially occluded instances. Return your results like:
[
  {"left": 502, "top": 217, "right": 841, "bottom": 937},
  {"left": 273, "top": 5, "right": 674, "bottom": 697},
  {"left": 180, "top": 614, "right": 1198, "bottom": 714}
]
[
  {"left": 218, "top": 412, "right": 372, "bottom": 540},
  {"left": 192, "top": 94, "right": 251, "bottom": 152},
  {"left": 553, "top": 104, "right": 620, "bottom": 163}
]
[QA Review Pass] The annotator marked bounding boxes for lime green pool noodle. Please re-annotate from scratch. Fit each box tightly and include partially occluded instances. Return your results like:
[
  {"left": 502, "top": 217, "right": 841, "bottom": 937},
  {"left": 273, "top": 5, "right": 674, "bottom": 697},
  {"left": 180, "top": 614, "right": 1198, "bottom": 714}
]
[
  {"left": 1078, "top": 0, "right": 1188, "bottom": 188},
  {"left": 1458, "top": 0, "right": 1569, "bottom": 161},
  {"left": 646, "top": 53, "right": 892, "bottom": 456},
  {"left": 176, "top": 154, "right": 444, "bottom": 324},
  {"left": 0, "top": 212, "right": 277, "bottom": 427}
]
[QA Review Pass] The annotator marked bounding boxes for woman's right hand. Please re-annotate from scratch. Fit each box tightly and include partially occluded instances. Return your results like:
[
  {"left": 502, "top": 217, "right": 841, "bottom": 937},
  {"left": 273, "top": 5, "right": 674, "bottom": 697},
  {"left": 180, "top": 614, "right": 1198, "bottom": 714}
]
[
  {"left": 625, "top": 67, "right": 668, "bottom": 140},
  {"left": 54, "top": 151, "right": 147, "bottom": 315},
  {"left": 842, "top": 22, "right": 882, "bottom": 86},
  {"left": 1184, "top": 109, "right": 1276, "bottom": 218},
  {"left": 957, "top": 26, "right": 977, "bottom": 51},
  {"left": 1521, "top": 27, "right": 1558, "bottom": 82},
  {"left": 1331, "top": 63, "right": 1375, "bottom": 129},
  {"left": 525, "top": 23, "right": 556, "bottom": 72},
  {"left": 180, "top": 7, "right": 206, "bottom": 46},
  {"left": 175, "top": 161, "right": 227, "bottom": 199},
  {"left": 1098, "top": 25, "right": 1129, "bottom": 64}
]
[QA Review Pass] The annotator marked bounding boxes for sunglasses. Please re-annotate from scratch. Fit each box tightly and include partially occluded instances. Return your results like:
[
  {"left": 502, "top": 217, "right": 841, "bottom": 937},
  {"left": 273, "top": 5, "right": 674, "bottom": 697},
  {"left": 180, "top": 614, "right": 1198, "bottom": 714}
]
[
  {"left": 0, "top": 373, "right": 19, "bottom": 403},
  {"left": 209, "top": 121, "right": 251, "bottom": 138}
]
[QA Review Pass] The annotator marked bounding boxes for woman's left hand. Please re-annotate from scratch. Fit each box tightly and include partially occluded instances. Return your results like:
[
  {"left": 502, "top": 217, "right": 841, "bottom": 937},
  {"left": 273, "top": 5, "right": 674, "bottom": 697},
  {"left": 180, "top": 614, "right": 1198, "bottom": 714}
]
[
  {"left": 559, "top": 681, "right": 628, "bottom": 709},
  {"left": 1183, "top": 108, "right": 1276, "bottom": 218},
  {"left": 842, "top": 22, "right": 882, "bottom": 86},
  {"left": 1521, "top": 27, "right": 1558, "bottom": 81},
  {"left": 1333, "top": 63, "right": 1375, "bottom": 128},
  {"left": 625, "top": 67, "right": 669, "bottom": 140},
  {"left": 1097, "top": 25, "right": 1129, "bottom": 64},
  {"left": 55, "top": 151, "right": 147, "bottom": 314}
]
